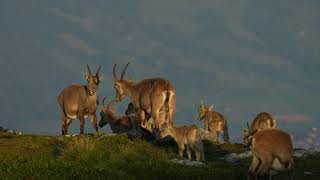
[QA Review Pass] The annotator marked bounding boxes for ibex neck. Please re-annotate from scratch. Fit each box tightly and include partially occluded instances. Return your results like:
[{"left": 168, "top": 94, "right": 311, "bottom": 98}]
[{"left": 123, "top": 81, "right": 135, "bottom": 97}]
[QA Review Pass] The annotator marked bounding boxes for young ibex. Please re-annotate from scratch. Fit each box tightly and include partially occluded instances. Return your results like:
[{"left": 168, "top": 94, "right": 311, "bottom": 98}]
[
  {"left": 243, "top": 129, "right": 294, "bottom": 180},
  {"left": 112, "top": 63, "right": 176, "bottom": 131},
  {"left": 160, "top": 125, "right": 205, "bottom": 162},
  {"left": 58, "top": 65, "right": 102, "bottom": 135},
  {"left": 198, "top": 102, "right": 229, "bottom": 143},
  {"left": 245, "top": 112, "right": 277, "bottom": 135}
]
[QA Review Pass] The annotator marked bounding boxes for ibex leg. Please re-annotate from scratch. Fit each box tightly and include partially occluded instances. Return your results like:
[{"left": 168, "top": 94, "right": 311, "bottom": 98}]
[
  {"left": 79, "top": 114, "right": 85, "bottom": 135},
  {"left": 90, "top": 114, "right": 98, "bottom": 133}
]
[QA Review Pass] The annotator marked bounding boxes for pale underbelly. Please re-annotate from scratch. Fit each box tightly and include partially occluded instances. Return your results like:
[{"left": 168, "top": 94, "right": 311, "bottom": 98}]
[
  {"left": 271, "top": 158, "right": 286, "bottom": 172},
  {"left": 67, "top": 114, "right": 90, "bottom": 119}
]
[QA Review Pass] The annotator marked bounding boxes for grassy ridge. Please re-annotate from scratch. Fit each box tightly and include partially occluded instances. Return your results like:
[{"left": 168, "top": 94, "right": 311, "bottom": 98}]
[{"left": 0, "top": 132, "right": 319, "bottom": 180}]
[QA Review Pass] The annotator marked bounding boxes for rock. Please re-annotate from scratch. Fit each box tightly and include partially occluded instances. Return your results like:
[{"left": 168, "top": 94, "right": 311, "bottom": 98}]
[
  {"left": 237, "top": 151, "right": 252, "bottom": 159},
  {"left": 219, "top": 151, "right": 252, "bottom": 162},
  {"left": 294, "top": 148, "right": 320, "bottom": 158},
  {"left": 170, "top": 158, "right": 207, "bottom": 167}
]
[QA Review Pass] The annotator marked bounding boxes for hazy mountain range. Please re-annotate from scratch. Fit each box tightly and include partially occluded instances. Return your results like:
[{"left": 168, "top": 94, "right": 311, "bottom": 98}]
[{"left": 1, "top": 0, "right": 319, "bottom": 142}]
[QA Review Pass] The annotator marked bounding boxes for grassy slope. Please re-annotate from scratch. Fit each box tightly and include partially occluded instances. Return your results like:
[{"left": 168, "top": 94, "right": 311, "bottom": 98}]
[{"left": 0, "top": 132, "right": 319, "bottom": 180}]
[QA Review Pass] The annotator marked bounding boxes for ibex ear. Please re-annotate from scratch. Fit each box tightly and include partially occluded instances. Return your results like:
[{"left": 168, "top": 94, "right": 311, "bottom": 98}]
[{"left": 208, "top": 104, "right": 214, "bottom": 111}]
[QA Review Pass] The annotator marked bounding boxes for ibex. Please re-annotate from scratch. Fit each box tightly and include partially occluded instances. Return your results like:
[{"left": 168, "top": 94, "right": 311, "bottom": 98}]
[
  {"left": 198, "top": 102, "right": 229, "bottom": 143},
  {"left": 160, "top": 125, "right": 205, "bottom": 162},
  {"left": 99, "top": 98, "right": 154, "bottom": 139},
  {"left": 245, "top": 112, "right": 276, "bottom": 135},
  {"left": 243, "top": 129, "right": 294, "bottom": 180},
  {"left": 99, "top": 98, "right": 139, "bottom": 135},
  {"left": 58, "top": 65, "right": 102, "bottom": 135},
  {"left": 112, "top": 63, "right": 176, "bottom": 131}
]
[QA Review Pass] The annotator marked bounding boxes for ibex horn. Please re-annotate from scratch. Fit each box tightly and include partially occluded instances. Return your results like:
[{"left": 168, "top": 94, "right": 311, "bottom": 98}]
[
  {"left": 120, "top": 62, "right": 130, "bottom": 80},
  {"left": 96, "top": 64, "right": 101, "bottom": 76},
  {"left": 113, "top": 64, "right": 118, "bottom": 82},
  {"left": 87, "top": 64, "right": 92, "bottom": 76},
  {"left": 200, "top": 97, "right": 204, "bottom": 107},
  {"left": 102, "top": 97, "right": 107, "bottom": 111}
]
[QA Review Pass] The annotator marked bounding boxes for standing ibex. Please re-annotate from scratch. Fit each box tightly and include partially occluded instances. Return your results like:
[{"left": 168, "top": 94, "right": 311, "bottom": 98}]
[
  {"left": 160, "top": 125, "right": 205, "bottom": 162},
  {"left": 58, "top": 65, "right": 102, "bottom": 135},
  {"left": 243, "top": 128, "right": 294, "bottom": 180},
  {"left": 198, "top": 102, "right": 229, "bottom": 143},
  {"left": 112, "top": 63, "right": 176, "bottom": 131},
  {"left": 245, "top": 112, "right": 276, "bottom": 136}
]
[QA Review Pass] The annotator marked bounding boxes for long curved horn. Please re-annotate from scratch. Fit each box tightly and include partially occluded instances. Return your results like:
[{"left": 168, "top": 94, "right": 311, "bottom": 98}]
[
  {"left": 113, "top": 64, "right": 118, "bottom": 82},
  {"left": 106, "top": 99, "right": 117, "bottom": 111},
  {"left": 96, "top": 64, "right": 101, "bottom": 76},
  {"left": 120, "top": 62, "right": 130, "bottom": 80},
  {"left": 247, "top": 122, "right": 250, "bottom": 130},
  {"left": 87, "top": 64, "right": 92, "bottom": 76},
  {"left": 102, "top": 97, "right": 107, "bottom": 111}
]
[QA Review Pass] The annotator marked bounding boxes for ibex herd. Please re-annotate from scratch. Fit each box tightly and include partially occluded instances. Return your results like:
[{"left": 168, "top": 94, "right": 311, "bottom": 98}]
[{"left": 58, "top": 63, "right": 295, "bottom": 179}]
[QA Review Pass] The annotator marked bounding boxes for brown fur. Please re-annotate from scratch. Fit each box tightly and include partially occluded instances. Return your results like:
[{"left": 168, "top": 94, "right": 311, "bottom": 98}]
[
  {"left": 250, "top": 112, "right": 276, "bottom": 133},
  {"left": 99, "top": 98, "right": 140, "bottom": 135},
  {"left": 160, "top": 125, "right": 205, "bottom": 162},
  {"left": 244, "top": 112, "right": 277, "bottom": 145},
  {"left": 113, "top": 63, "right": 176, "bottom": 131},
  {"left": 244, "top": 129, "right": 294, "bottom": 180},
  {"left": 58, "top": 65, "right": 102, "bottom": 135},
  {"left": 198, "top": 103, "right": 229, "bottom": 143}
]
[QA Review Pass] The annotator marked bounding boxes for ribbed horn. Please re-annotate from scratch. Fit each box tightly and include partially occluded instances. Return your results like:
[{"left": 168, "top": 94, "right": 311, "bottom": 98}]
[
  {"left": 247, "top": 122, "right": 250, "bottom": 130},
  {"left": 87, "top": 64, "right": 92, "bottom": 76},
  {"left": 102, "top": 97, "right": 107, "bottom": 111},
  {"left": 113, "top": 64, "right": 118, "bottom": 82},
  {"left": 120, "top": 62, "right": 130, "bottom": 80},
  {"left": 96, "top": 64, "right": 101, "bottom": 76}
]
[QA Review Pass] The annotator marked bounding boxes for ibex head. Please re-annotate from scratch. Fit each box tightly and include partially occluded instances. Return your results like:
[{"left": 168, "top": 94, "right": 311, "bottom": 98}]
[
  {"left": 113, "top": 62, "right": 132, "bottom": 102},
  {"left": 159, "top": 125, "right": 173, "bottom": 138},
  {"left": 243, "top": 122, "right": 257, "bottom": 146},
  {"left": 85, "top": 64, "right": 102, "bottom": 96},
  {"left": 99, "top": 97, "right": 117, "bottom": 128},
  {"left": 198, "top": 100, "right": 214, "bottom": 120}
]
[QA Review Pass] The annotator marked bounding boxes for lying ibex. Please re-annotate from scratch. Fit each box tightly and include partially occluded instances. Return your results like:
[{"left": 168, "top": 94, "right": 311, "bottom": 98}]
[
  {"left": 99, "top": 98, "right": 139, "bottom": 135},
  {"left": 160, "top": 125, "right": 205, "bottom": 162},
  {"left": 245, "top": 112, "right": 276, "bottom": 135},
  {"left": 58, "top": 65, "right": 102, "bottom": 135},
  {"left": 198, "top": 102, "right": 229, "bottom": 143},
  {"left": 112, "top": 63, "right": 176, "bottom": 131},
  {"left": 243, "top": 129, "right": 294, "bottom": 180}
]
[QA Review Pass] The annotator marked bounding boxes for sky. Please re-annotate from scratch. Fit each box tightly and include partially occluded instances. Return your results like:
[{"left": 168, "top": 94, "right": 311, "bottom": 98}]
[{"left": 0, "top": 0, "right": 319, "bottom": 144}]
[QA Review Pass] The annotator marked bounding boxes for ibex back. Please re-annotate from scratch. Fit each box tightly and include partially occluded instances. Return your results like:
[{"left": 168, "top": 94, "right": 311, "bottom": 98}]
[
  {"left": 58, "top": 65, "right": 102, "bottom": 135},
  {"left": 244, "top": 112, "right": 276, "bottom": 144},
  {"left": 112, "top": 63, "right": 176, "bottom": 130}
]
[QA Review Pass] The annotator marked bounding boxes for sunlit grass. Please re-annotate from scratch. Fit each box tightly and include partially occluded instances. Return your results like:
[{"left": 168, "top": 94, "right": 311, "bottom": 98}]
[{"left": 0, "top": 134, "right": 319, "bottom": 179}]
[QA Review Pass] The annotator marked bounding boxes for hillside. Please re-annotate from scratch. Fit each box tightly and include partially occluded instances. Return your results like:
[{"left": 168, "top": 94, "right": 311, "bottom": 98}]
[{"left": 0, "top": 133, "right": 319, "bottom": 180}]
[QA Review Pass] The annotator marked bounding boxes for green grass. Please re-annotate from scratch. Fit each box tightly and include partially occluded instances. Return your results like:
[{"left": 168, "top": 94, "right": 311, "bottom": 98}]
[{"left": 0, "top": 132, "right": 319, "bottom": 180}]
